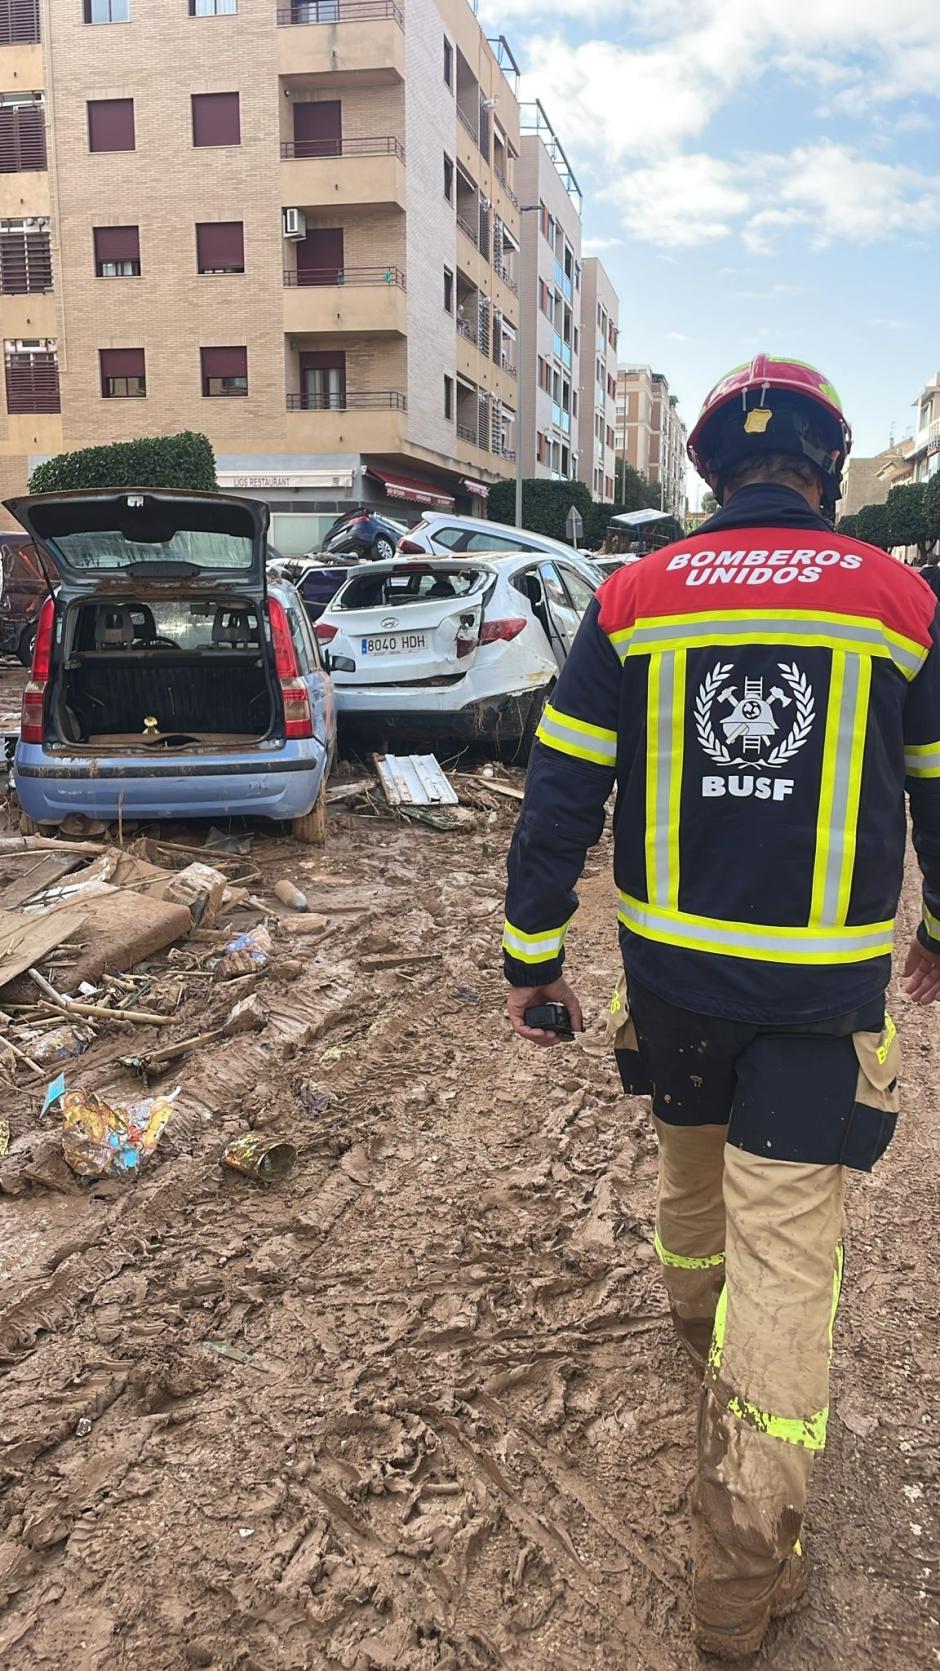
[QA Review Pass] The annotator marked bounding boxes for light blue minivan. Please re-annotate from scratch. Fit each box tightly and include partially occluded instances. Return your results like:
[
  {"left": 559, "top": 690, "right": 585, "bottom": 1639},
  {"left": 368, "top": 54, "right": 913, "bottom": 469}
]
[{"left": 5, "top": 488, "right": 335, "bottom": 843}]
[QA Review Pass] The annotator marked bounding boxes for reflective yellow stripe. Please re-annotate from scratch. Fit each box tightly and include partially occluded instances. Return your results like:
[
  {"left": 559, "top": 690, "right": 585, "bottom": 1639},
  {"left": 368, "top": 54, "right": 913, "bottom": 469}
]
[
  {"left": 645, "top": 651, "right": 685, "bottom": 909},
  {"left": 654, "top": 1230, "right": 725, "bottom": 1271},
  {"left": 536, "top": 702, "right": 617, "bottom": 767},
  {"left": 905, "top": 740, "right": 940, "bottom": 778},
  {"left": 810, "top": 653, "right": 871, "bottom": 927},
  {"left": 502, "top": 917, "right": 571, "bottom": 964},
  {"left": 618, "top": 892, "right": 894, "bottom": 964},
  {"left": 708, "top": 1245, "right": 843, "bottom": 1453},
  {"left": 613, "top": 609, "right": 926, "bottom": 678},
  {"left": 924, "top": 904, "right": 940, "bottom": 943}
]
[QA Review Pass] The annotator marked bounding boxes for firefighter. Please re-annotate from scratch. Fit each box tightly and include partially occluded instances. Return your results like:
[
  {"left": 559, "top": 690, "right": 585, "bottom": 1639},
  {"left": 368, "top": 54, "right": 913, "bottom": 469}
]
[{"left": 502, "top": 355, "right": 940, "bottom": 1659}]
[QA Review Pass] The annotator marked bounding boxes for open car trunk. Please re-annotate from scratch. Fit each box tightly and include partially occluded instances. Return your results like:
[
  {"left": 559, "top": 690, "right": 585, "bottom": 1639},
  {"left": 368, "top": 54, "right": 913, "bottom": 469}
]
[{"left": 51, "top": 597, "right": 279, "bottom": 749}]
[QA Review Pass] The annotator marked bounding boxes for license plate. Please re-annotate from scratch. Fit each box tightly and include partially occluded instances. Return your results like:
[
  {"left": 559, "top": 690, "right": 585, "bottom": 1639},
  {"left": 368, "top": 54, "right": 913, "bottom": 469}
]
[{"left": 360, "top": 633, "right": 426, "bottom": 655}]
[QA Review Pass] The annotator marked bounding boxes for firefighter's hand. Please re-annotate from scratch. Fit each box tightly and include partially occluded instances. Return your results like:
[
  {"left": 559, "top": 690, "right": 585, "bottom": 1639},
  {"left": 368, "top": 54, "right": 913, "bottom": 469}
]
[
  {"left": 903, "top": 937, "right": 940, "bottom": 1004},
  {"left": 506, "top": 977, "right": 584, "bottom": 1046}
]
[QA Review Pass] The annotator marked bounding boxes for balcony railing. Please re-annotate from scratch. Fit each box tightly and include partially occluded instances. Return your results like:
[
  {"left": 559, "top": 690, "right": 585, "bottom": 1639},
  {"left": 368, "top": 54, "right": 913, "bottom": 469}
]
[
  {"left": 287, "top": 389, "right": 406, "bottom": 411},
  {"left": 456, "top": 213, "right": 478, "bottom": 248},
  {"left": 456, "top": 104, "right": 478, "bottom": 144},
  {"left": 495, "top": 263, "right": 517, "bottom": 295},
  {"left": 456, "top": 421, "right": 481, "bottom": 446},
  {"left": 277, "top": 0, "right": 403, "bottom": 25},
  {"left": 456, "top": 315, "right": 477, "bottom": 343},
  {"left": 499, "top": 359, "right": 517, "bottom": 380},
  {"left": 494, "top": 167, "right": 518, "bottom": 209},
  {"left": 281, "top": 136, "right": 404, "bottom": 161},
  {"left": 284, "top": 265, "right": 405, "bottom": 287},
  {"left": 500, "top": 447, "right": 516, "bottom": 461}
]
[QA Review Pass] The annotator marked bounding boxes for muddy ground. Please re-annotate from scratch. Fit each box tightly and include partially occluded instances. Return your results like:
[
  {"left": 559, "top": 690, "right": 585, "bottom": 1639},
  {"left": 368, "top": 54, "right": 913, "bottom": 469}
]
[{"left": 0, "top": 663, "right": 936, "bottom": 1670}]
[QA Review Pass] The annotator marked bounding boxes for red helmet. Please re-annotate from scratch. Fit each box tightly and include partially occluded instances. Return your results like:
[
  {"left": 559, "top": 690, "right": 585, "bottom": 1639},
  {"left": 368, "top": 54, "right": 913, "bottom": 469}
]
[{"left": 688, "top": 354, "right": 852, "bottom": 503}]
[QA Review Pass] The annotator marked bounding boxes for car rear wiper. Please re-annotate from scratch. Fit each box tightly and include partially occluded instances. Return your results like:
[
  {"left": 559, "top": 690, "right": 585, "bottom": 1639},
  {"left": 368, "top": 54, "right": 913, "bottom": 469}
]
[{"left": 124, "top": 561, "right": 202, "bottom": 578}]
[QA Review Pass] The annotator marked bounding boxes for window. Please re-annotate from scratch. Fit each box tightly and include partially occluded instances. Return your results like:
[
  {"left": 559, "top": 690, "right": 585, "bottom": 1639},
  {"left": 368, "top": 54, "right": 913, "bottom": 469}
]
[
  {"left": 0, "top": 0, "right": 40, "bottom": 43},
  {"left": 299, "top": 350, "right": 345, "bottom": 410},
  {"left": 191, "top": 92, "right": 240, "bottom": 148},
  {"left": 443, "top": 266, "right": 453, "bottom": 313},
  {"left": 196, "top": 221, "right": 244, "bottom": 274},
  {"left": 444, "top": 154, "right": 454, "bottom": 203},
  {"left": 94, "top": 225, "right": 140, "bottom": 277},
  {"left": 190, "top": 0, "right": 236, "bottom": 12},
  {"left": 84, "top": 0, "right": 129, "bottom": 19},
  {"left": 443, "top": 37, "right": 453, "bottom": 88},
  {"left": 444, "top": 374, "right": 453, "bottom": 421},
  {"left": 558, "top": 565, "right": 596, "bottom": 614},
  {"left": 4, "top": 341, "right": 59, "bottom": 412},
  {"left": 100, "top": 347, "right": 145, "bottom": 398},
  {"left": 201, "top": 344, "right": 247, "bottom": 396},
  {"left": 0, "top": 220, "right": 52, "bottom": 292},
  {"left": 88, "top": 98, "right": 135, "bottom": 153}
]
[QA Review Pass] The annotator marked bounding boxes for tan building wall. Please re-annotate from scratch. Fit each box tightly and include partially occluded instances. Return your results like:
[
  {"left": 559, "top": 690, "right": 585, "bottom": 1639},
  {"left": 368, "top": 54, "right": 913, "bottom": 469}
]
[
  {"left": 0, "top": 0, "right": 521, "bottom": 546},
  {"left": 615, "top": 364, "right": 687, "bottom": 518},
  {"left": 518, "top": 120, "right": 581, "bottom": 483},
  {"left": 577, "top": 256, "right": 618, "bottom": 502}
]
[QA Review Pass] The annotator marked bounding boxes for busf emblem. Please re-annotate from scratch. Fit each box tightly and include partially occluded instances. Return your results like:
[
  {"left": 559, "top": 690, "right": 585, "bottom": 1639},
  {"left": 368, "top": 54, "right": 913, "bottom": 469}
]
[{"left": 696, "top": 661, "right": 815, "bottom": 769}]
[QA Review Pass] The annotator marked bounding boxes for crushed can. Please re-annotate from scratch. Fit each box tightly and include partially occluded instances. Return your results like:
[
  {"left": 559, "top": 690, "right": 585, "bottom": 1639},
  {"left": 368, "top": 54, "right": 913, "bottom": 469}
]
[{"left": 221, "top": 1133, "right": 296, "bottom": 1183}]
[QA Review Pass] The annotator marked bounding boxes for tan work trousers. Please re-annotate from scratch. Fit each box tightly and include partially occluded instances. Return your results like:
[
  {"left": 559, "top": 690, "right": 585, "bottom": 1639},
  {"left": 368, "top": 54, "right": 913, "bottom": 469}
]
[{"left": 654, "top": 1116, "right": 846, "bottom": 1592}]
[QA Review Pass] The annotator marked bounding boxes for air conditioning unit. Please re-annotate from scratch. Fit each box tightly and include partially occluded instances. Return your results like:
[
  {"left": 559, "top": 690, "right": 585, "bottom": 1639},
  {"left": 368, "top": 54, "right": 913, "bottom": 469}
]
[{"left": 282, "top": 207, "right": 307, "bottom": 241}]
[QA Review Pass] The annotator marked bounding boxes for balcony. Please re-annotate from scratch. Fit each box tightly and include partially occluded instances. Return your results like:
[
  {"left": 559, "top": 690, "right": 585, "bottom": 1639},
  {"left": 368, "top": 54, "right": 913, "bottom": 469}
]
[
  {"left": 276, "top": 0, "right": 404, "bottom": 81},
  {"left": 456, "top": 212, "right": 478, "bottom": 250},
  {"left": 286, "top": 387, "right": 406, "bottom": 451},
  {"left": 494, "top": 166, "right": 518, "bottom": 209},
  {"left": 494, "top": 261, "right": 517, "bottom": 296},
  {"left": 280, "top": 136, "right": 405, "bottom": 209},
  {"left": 283, "top": 265, "right": 406, "bottom": 334}
]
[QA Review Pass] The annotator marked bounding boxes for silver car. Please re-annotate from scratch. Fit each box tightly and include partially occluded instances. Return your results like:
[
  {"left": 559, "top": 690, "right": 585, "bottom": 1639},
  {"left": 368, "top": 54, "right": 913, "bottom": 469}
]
[{"left": 398, "top": 512, "right": 604, "bottom": 574}]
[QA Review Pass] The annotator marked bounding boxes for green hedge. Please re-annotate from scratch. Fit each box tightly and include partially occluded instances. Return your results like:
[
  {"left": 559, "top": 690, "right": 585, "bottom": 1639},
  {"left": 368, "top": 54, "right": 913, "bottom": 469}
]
[
  {"left": 487, "top": 478, "right": 594, "bottom": 544},
  {"left": 28, "top": 431, "right": 218, "bottom": 495}
]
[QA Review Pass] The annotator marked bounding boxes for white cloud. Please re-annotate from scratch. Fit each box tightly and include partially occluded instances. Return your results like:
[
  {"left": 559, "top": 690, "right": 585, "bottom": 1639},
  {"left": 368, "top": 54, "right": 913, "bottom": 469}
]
[
  {"left": 582, "top": 235, "right": 623, "bottom": 252},
  {"left": 602, "top": 153, "right": 751, "bottom": 247},
  {"left": 665, "top": 330, "right": 690, "bottom": 341}
]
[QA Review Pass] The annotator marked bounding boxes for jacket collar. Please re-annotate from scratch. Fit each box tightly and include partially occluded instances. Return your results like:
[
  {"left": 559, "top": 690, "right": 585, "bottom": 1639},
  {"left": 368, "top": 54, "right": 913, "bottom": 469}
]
[{"left": 698, "top": 484, "right": 833, "bottom": 535}]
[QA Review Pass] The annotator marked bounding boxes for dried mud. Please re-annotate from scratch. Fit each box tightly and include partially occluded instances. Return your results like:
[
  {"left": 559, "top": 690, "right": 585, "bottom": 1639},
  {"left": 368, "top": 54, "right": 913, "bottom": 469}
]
[{"left": 0, "top": 695, "right": 936, "bottom": 1667}]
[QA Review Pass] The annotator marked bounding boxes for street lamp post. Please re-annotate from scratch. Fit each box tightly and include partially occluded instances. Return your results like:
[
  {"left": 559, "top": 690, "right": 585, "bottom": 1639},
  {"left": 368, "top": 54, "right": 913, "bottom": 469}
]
[{"left": 515, "top": 204, "right": 541, "bottom": 529}]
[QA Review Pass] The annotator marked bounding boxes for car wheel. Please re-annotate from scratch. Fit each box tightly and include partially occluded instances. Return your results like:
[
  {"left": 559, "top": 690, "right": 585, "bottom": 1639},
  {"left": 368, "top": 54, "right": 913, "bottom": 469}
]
[
  {"left": 16, "top": 621, "right": 36, "bottom": 668},
  {"left": 292, "top": 778, "right": 328, "bottom": 846},
  {"left": 373, "top": 537, "right": 395, "bottom": 561},
  {"left": 504, "top": 681, "right": 554, "bottom": 766}
]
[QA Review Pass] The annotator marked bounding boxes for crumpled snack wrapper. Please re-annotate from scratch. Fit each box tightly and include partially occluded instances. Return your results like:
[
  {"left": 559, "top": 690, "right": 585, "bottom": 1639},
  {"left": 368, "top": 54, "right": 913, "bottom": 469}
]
[
  {"left": 61, "top": 1088, "right": 178, "bottom": 1178},
  {"left": 217, "top": 925, "right": 273, "bottom": 980}
]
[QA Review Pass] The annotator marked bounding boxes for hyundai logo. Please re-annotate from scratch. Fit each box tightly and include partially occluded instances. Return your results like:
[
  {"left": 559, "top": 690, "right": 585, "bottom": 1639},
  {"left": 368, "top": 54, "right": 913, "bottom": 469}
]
[{"left": 381, "top": 616, "right": 399, "bottom": 628}]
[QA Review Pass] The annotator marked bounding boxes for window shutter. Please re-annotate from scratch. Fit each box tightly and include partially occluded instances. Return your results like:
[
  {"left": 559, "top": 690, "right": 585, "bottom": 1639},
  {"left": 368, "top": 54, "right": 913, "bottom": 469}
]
[
  {"left": 94, "top": 224, "right": 139, "bottom": 263},
  {"left": 88, "top": 98, "right": 135, "bottom": 152},
  {"left": 0, "top": 101, "right": 46, "bottom": 172},
  {"left": 0, "top": 224, "right": 52, "bottom": 292},
  {"left": 201, "top": 345, "right": 247, "bottom": 378},
  {"left": 100, "top": 348, "right": 145, "bottom": 379},
  {"left": 191, "top": 92, "right": 240, "bottom": 147},
  {"left": 196, "top": 221, "right": 244, "bottom": 272},
  {"left": 4, "top": 348, "right": 59, "bottom": 413},
  {"left": 0, "top": 0, "right": 41, "bottom": 45}
]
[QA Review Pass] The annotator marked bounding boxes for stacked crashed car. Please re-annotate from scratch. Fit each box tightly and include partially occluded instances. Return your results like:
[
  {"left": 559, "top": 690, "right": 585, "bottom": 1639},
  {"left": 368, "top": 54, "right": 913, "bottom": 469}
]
[
  {"left": 316, "top": 551, "right": 603, "bottom": 758},
  {"left": 324, "top": 508, "right": 409, "bottom": 562},
  {"left": 6, "top": 489, "right": 334, "bottom": 843}
]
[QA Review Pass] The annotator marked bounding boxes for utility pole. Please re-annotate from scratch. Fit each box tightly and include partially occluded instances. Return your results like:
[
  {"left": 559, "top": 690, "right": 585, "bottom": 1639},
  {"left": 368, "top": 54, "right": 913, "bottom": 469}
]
[{"left": 516, "top": 204, "right": 541, "bottom": 528}]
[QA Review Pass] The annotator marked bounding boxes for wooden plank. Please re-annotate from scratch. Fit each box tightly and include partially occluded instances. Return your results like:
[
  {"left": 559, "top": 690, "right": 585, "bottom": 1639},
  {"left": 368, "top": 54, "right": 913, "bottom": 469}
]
[
  {"left": 470, "top": 775, "right": 525, "bottom": 802},
  {"left": 374, "top": 753, "right": 459, "bottom": 808},
  {"left": 0, "top": 853, "right": 82, "bottom": 910},
  {"left": 0, "top": 908, "right": 86, "bottom": 990}
]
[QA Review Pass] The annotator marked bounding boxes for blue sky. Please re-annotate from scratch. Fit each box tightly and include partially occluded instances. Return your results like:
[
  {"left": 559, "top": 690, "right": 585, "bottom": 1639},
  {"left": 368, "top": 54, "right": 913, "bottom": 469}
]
[{"left": 479, "top": 0, "right": 940, "bottom": 503}]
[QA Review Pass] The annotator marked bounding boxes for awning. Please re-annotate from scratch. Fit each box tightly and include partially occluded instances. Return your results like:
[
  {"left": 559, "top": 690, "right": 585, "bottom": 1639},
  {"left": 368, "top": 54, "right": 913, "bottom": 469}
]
[
  {"left": 367, "top": 468, "right": 455, "bottom": 511},
  {"left": 462, "top": 478, "right": 491, "bottom": 499}
]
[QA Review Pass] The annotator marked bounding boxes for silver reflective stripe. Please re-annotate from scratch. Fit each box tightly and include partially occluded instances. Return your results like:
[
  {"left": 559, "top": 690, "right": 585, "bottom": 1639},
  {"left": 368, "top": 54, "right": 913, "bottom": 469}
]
[
  {"left": 906, "top": 741, "right": 940, "bottom": 777},
  {"left": 618, "top": 892, "right": 893, "bottom": 961},
  {"left": 623, "top": 615, "right": 924, "bottom": 677},
  {"left": 502, "top": 920, "right": 570, "bottom": 962},
  {"left": 924, "top": 904, "right": 940, "bottom": 943}
]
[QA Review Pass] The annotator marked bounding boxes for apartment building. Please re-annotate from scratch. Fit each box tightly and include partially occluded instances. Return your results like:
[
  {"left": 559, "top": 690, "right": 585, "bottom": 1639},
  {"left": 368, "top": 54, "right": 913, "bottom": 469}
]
[
  {"left": 907, "top": 372, "right": 940, "bottom": 484},
  {"left": 517, "top": 103, "right": 581, "bottom": 483},
  {"left": 0, "top": 0, "right": 522, "bottom": 552},
  {"left": 615, "top": 364, "right": 688, "bottom": 518},
  {"left": 577, "top": 256, "right": 618, "bottom": 502}
]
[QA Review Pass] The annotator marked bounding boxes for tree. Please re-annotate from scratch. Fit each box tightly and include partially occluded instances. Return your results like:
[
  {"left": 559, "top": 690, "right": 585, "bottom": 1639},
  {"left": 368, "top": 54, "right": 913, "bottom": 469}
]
[
  {"left": 701, "top": 491, "right": 719, "bottom": 516},
  {"left": 614, "top": 457, "right": 660, "bottom": 512},
  {"left": 28, "top": 431, "right": 217, "bottom": 495},
  {"left": 853, "top": 501, "right": 892, "bottom": 552},
  {"left": 925, "top": 471, "right": 940, "bottom": 551},
  {"left": 885, "top": 482, "right": 931, "bottom": 562},
  {"left": 836, "top": 513, "right": 860, "bottom": 539},
  {"left": 487, "top": 478, "right": 594, "bottom": 544}
]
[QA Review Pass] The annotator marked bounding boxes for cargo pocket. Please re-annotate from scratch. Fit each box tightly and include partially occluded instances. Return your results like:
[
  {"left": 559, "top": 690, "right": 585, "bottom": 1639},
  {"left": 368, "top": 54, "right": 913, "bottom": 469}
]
[
  {"left": 607, "top": 973, "right": 653, "bottom": 1095},
  {"left": 841, "top": 1016, "right": 900, "bottom": 1171}
]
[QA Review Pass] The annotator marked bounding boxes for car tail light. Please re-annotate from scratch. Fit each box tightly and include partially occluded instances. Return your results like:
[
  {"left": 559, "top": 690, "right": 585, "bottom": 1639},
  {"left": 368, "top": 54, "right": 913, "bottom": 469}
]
[
  {"left": 315, "top": 621, "right": 338, "bottom": 642},
  {"left": 397, "top": 538, "right": 425, "bottom": 554},
  {"left": 455, "top": 623, "right": 478, "bottom": 659},
  {"left": 269, "top": 596, "right": 314, "bottom": 740},
  {"left": 479, "top": 617, "right": 527, "bottom": 645},
  {"left": 20, "top": 595, "right": 54, "bottom": 744}
]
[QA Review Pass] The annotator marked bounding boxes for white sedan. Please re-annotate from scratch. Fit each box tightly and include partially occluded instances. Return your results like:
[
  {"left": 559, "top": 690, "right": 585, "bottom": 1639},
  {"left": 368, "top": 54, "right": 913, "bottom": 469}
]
[{"left": 315, "top": 551, "right": 603, "bottom": 760}]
